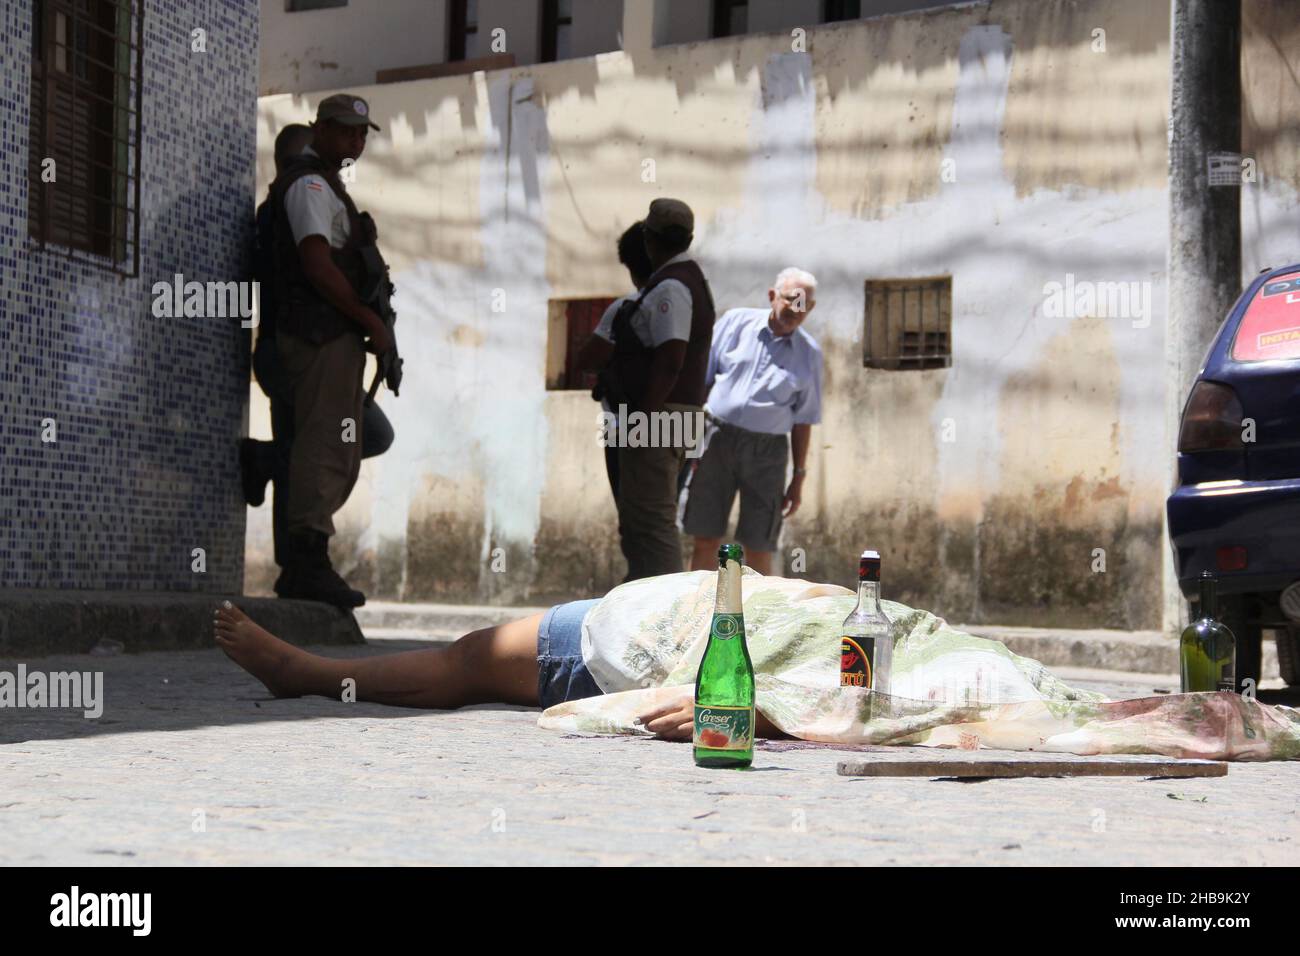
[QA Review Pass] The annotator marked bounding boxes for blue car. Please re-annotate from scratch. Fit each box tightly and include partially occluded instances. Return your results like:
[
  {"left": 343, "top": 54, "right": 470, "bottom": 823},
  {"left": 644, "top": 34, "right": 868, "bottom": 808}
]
[{"left": 1167, "top": 263, "right": 1300, "bottom": 689}]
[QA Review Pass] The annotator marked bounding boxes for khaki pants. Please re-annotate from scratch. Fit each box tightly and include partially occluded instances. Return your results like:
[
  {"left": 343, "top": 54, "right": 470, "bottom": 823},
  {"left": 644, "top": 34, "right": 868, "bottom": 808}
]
[
  {"left": 615, "top": 402, "right": 700, "bottom": 580},
  {"left": 277, "top": 330, "right": 366, "bottom": 537}
]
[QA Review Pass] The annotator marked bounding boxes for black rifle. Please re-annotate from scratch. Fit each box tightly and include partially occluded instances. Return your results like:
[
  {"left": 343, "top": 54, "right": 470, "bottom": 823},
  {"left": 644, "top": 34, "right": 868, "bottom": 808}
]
[{"left": 356, "top": 212, "right": 403, "bottom": 405}]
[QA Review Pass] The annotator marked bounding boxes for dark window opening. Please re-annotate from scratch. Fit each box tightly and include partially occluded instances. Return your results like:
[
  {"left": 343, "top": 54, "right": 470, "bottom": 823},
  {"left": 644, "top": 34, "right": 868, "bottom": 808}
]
[
  {"left": 449, "top": 0, "right": 480, "bottom": 61},
  {"left": 547, "top": 297, "right": 617, "bottom": 390},
  {"left": 286, "top": 0, "right": 348, "bottom": 11},
  {"left": 823, "top": 0, "right": 861, "bottom": 23},
  {"left": 29, "top": 0, "right": 144, "bottom": 275},
  {"left": 541, "top": 0, "right": 573, "bottom": 63},
  {"left": 712, "top": 0, "right": 748, "bottom": 38},
  {"left": 863, "top": 277, "right": 952, "bottom": 370}
]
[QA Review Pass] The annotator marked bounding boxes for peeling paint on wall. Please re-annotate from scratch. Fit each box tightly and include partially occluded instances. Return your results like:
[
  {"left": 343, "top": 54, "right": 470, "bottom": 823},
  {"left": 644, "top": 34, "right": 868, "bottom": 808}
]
[{"left": 247, "top": 0, "right": 1300, "bottom": 631}]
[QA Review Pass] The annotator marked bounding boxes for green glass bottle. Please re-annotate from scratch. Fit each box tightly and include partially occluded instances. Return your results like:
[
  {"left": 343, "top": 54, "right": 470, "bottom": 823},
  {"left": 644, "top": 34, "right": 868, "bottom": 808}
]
[
  {"left": 1180, "top": 571, "right": 1237, "bottom": 693},
  {"left": 693, "top": 543, "right": 756, "bottom": 769}
]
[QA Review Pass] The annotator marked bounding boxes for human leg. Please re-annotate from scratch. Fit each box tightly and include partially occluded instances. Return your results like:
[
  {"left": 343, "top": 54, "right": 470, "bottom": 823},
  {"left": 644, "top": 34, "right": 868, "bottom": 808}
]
[
  {"left": 735, "top": 431, "right": 789, "bottom": 565},
  {"left": 682, "top": 427, "right": 737, "bottom": 570},
  {"left": 616, "top": 443, "right": 685, "bottom": 580},
  {"left": 277, "top": 330, "right": 367, "bottom": 606},
  {"left": 214, "top": 602, "right": 545, "bottom": 708}
]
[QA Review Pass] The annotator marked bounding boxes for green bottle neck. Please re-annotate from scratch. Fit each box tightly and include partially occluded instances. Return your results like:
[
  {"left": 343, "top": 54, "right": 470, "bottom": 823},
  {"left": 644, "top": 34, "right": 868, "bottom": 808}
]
[{"left": 1197, "top": 576, "right": 1218, "bottom": 621}]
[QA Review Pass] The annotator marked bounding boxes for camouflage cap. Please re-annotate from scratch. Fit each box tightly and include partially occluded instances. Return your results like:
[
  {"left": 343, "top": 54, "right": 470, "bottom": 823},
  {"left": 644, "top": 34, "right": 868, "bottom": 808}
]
[
  {"left": 644, "top": 198, "right": 694, "bottom": 236},
  {"left": 315, "top": 93, "right": 381, "bottom": 131}
]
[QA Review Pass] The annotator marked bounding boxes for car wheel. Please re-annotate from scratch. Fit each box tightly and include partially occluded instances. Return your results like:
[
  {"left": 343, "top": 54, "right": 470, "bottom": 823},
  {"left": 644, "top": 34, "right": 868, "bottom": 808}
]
[
  {"left": 1280, "top": 626, "right": 1300, "bottom": 687},
  {"left": 1219, "top": 595, "right": 1262, "bottom": 693}
]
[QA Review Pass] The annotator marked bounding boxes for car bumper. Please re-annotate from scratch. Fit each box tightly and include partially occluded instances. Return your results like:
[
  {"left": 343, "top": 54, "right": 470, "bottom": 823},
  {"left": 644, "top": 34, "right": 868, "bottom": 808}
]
[{"left": 1167, "top": 477, "right": 1300, "bottom": 597}]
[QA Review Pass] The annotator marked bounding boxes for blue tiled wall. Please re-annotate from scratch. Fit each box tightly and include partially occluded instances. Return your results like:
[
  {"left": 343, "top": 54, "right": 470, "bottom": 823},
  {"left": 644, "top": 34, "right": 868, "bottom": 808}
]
[{"left": 0, "top": 0, "right": 257, "bottom": 592}]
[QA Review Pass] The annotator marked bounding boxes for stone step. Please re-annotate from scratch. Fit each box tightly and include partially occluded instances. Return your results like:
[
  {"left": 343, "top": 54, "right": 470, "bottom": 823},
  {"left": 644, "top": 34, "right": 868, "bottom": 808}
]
[{"left": 0, "top": 590, "right": 363, "bottom": 657}]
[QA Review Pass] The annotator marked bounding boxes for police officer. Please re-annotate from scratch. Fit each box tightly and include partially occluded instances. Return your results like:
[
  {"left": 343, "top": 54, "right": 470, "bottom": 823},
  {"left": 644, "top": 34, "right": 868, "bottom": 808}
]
[
  {"left": 267, "top": 94, "right": 400, "bottom": 608},
  {"left": 240, "top": 122, "right": 396, "bottom": 600}
]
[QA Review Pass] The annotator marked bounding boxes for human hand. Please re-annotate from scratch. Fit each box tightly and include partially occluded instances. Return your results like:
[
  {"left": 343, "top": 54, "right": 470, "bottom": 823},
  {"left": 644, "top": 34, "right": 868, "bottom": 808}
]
[
  {"left": 634, "top": 693, "right": 695, "bottom": 741},
  {"left": 782, "top": 479, "right": 803, "bottom": 517}
]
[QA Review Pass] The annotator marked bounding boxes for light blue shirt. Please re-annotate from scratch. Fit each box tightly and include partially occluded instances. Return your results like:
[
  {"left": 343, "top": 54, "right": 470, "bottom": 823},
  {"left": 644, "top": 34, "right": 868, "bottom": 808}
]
[{"left": 704, "top": 308, "right": 823, "bottom": 435}]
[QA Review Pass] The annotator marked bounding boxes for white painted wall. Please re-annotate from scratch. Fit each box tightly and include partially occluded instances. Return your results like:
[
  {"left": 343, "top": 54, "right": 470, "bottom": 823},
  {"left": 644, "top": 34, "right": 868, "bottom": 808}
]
[
  {"left": 261, "top": 0, "right": 627, "bottom": 95},
  {"left": 261, "top": 0, "right": 449, "bottom": 94}
]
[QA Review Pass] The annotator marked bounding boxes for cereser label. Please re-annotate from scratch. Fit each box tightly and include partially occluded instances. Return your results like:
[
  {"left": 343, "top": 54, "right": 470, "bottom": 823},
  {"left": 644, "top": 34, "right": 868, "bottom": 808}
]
[
  {"left": 694, "top": 705, "right": 753, "bottom": 750},
  {"left": 841, "top": 636, "right": 874, "bottom": 688}
]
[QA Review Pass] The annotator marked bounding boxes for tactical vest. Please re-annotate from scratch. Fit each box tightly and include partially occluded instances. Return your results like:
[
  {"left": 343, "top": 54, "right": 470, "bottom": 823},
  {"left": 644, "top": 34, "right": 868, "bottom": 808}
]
[
  {"left": 607, "top": 259, "right": 716, "bottom": 409},
  {"left": 269, "top": 153, "right": 370, "bottom": 345}
]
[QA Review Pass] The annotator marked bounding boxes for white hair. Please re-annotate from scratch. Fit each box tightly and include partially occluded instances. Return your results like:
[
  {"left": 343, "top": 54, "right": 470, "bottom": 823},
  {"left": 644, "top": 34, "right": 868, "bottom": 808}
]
[{"left": 774, "top": 267, "right": 817, "bottom": 296}]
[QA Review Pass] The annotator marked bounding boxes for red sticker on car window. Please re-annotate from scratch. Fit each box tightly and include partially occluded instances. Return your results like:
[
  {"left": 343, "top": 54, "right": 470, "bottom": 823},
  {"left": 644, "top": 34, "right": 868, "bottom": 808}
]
[{"left": 1232, "top": 271, "right": 1300, "bottom": 362}]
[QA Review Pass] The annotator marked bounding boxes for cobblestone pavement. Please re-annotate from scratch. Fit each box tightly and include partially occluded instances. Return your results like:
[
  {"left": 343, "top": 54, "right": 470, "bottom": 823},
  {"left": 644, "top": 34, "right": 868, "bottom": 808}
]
[{"left": 2, "top": 640, "right": 1298, "bottom": 866}]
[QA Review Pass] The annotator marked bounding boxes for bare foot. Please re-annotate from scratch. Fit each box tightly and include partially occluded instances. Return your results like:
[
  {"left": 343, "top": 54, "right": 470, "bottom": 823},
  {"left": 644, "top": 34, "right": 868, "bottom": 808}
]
[{"left": 214, "top": 601, "right": 312, "bottom": 698}]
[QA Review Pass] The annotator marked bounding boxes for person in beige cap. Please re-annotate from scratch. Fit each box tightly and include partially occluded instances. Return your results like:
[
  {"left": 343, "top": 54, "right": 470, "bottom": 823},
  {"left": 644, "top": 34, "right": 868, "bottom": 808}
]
[
  {"left": 264, "top": 93, "right": 398, "bottom": 608},
  {"left": 585, "top": 198, "right": 717, "bottom": 580}
]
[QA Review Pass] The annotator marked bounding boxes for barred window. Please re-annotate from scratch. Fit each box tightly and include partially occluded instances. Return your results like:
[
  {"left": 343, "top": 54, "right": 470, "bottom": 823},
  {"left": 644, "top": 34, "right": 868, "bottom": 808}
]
[
  {"left": 863, "top": 277, "right": 953, "bottom": 370},
  {"left": 28, "top": 0, "right": 143, "bottom": 275}
]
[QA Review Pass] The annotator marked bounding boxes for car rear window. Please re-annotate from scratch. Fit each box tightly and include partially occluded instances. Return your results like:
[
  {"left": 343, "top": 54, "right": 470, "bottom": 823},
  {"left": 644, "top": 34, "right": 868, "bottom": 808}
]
[{"left": 1232, "top": 270, "right": 1300, "bottom": 361}]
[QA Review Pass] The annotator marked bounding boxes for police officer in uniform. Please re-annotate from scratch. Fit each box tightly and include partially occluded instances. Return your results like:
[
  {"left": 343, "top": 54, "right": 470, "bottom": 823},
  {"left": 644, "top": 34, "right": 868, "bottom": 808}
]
[
  {"left": 268, "top": 94, "right": 400, "bottom": 608},
  {"left": 240, "top": 122, "right": 395, "bottom": 600}
]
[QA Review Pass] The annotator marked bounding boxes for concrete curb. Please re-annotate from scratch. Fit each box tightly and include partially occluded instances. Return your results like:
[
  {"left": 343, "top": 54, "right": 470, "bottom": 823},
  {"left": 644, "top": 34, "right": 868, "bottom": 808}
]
[
  {"left": 957, "top": 624, "right": 1279, "bottom": 680},
  {"left": 0, "top": 591, "right": 363, "bottom": 657}
]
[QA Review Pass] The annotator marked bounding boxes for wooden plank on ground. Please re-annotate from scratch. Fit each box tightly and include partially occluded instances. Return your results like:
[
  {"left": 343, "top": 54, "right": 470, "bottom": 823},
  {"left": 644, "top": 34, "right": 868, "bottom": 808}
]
[{"left": 836, "top": 758, "right": 1228, "bottom": 779}]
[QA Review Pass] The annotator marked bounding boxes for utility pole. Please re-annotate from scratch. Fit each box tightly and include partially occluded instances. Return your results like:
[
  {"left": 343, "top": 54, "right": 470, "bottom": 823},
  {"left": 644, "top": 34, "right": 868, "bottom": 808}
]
[{"left": 1164, "top": 0, "right": 1241, "bottom": 635}]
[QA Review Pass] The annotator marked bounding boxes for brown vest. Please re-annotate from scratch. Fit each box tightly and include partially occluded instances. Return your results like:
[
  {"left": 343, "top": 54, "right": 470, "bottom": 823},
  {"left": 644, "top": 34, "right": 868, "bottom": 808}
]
[
  {"left": 269, "top": 154, "right": 368, "bottom": 344},
  {"left": 606, "top": 259, "right": 716, "bottom": 409}
]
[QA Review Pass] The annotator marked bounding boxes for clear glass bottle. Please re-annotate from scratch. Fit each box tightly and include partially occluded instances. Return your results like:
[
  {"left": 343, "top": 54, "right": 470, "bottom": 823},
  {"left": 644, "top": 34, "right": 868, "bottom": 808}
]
[
  {"left": 841, "top": 550, "right": 892, "bottom": 696},
  {"left": 1180, "top": 571, "right": 1236, "bottom": 693}
]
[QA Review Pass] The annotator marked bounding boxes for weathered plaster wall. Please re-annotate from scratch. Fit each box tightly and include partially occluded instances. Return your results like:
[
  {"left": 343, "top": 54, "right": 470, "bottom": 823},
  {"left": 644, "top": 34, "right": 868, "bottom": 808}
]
[{"left": 248, "top": 0, "right": 1298, "bottom": 628}]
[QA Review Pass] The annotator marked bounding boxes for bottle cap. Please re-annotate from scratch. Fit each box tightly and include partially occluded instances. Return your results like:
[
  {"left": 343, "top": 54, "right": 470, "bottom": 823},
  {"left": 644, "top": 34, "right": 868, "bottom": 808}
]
[{"left": 858, "top": 550, "right": 881, "bottom": 581}]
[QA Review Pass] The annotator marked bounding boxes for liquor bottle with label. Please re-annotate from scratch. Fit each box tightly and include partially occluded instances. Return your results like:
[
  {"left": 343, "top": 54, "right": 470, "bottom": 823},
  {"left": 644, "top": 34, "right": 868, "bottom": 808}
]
[
  {"left": 841, "top": 550, "right": 893, "bottom": 696},
  {"left": 694, "top": 543, "right": 756, "bottom": 769},
  {"left": 1180, "top": 571, "right": 1236, "bottom": 693}
]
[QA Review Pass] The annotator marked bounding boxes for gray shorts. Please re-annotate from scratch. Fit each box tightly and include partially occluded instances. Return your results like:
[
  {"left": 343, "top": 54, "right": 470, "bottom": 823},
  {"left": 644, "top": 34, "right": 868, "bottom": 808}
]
[{"left": 682, "top": 419, "right": 789, "bottom": 553}]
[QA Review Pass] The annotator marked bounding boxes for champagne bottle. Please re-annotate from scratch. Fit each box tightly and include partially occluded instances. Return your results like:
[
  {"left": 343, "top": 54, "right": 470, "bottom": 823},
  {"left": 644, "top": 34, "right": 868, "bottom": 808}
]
[
  {"left": 1180, "top": 571, "right": 1236, "bottom": 693},
  {"left": 693, "top": 543, "right": 755, "bottom": 769}
]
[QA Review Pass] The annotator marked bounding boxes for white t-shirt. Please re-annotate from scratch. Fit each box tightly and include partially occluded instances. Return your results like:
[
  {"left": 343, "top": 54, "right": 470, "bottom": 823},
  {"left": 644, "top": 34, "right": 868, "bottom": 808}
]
[
  {"left": 283, "top": 147, "right": 350, "bottom": 249},
  {"left": 593, "top": 253, "right": 694, "bottom": 348}
]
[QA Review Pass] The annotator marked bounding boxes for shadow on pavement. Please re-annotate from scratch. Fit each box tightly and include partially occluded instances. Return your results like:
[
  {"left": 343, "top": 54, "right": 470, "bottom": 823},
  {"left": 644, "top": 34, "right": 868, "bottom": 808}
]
[{"left": 0, "top": 639, "right": 536, "bottom": 746}]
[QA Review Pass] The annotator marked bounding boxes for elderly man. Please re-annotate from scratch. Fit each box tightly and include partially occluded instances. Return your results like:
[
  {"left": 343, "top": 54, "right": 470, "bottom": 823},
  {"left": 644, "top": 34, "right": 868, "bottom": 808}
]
[{"left": 684, "top": 267, "right": 823, "bottom": 575}]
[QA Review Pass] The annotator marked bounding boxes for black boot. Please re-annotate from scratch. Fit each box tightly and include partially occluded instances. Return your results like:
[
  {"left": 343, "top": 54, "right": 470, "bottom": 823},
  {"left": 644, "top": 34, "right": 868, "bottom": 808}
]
[
  {"left": 279, "top": 530, "right": 365, "bottom": 608},
  {"left": 239, "top": 438, "right": 271, "bottom": 507}
]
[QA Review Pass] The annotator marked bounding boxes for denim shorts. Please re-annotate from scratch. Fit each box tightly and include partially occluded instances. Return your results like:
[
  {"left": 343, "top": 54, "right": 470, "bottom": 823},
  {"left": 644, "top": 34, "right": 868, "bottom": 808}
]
[{"left": 536, "top": 599, "right": 604, "bottom": 709}]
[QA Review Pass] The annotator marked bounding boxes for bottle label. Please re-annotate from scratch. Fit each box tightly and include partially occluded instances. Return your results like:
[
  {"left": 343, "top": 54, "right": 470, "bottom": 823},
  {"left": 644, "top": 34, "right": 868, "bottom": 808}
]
[
  {"left": 711, "top": 613, "right": 743, "bottom": 641},
  {"left": 694, "top": 705, "right": 753, "bottom": 750},
  {"left": 1217, "top": 679, "right": 1235, "bottom": 693},
  {"left": 841, "top": 636, "right": 874, "bottom": 688}
]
